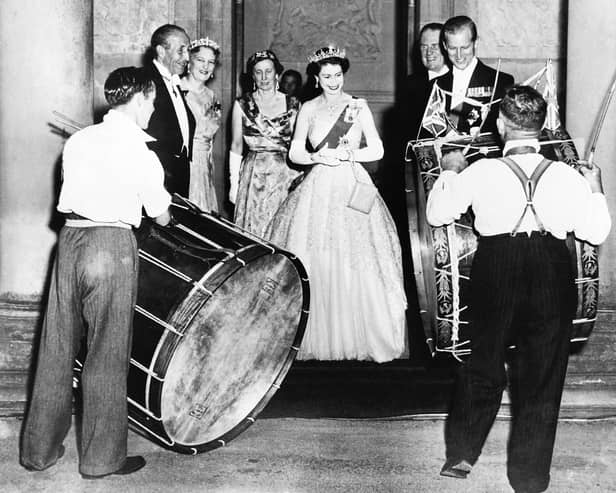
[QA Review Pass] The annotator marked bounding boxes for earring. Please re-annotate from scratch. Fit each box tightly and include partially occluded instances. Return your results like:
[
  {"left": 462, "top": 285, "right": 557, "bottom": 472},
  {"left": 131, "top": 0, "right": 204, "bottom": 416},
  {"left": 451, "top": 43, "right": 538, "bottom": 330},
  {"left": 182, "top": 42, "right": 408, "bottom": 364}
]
[
  {"left": 275, "top": 78, "right": 279, "bottom": 91},
  {"left": 314, "top": 78, "right": 319, "bottom": 89},
  {"left": 252, "top": 81, "right": 256, "bottom": 91}
]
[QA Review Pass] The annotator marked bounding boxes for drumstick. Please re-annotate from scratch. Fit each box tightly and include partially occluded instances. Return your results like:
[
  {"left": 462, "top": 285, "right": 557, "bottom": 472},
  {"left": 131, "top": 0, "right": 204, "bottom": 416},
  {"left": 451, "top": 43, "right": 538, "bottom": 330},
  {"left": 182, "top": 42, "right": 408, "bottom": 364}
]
[
  {"left": 52, "top": 110, "right": 86, "bottom": 131},
  {"left": 585, "top": 67, "right": 616, "bottom": 165}
]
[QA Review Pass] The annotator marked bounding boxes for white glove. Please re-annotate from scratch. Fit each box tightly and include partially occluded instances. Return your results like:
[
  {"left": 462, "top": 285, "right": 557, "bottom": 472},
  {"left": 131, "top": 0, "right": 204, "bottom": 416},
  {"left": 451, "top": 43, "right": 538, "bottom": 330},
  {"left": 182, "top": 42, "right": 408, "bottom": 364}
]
[{"left": 229, "top": 151, "right": 242, "bottom": 204}]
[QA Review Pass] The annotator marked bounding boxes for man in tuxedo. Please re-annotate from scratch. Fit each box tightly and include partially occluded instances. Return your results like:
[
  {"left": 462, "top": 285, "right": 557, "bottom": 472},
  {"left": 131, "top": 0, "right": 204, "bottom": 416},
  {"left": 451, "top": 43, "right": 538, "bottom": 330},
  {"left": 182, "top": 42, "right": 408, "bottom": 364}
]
[
  {"left": 144, "top": 24, "right": 196, "bottom": 196},
  {"left": 406, "top": 23, "right": 450, "bottom": 139},
  {"left": 436, "top": 15, "right": 514, "bottom": 136}
]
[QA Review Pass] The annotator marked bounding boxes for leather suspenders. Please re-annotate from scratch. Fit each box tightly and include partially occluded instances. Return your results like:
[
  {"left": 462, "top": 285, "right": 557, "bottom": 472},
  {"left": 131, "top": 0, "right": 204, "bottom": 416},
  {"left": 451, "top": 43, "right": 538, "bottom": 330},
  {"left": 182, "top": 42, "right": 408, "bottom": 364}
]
[{"left": 499, "top": 157, "right": 552, "bottom": 236}]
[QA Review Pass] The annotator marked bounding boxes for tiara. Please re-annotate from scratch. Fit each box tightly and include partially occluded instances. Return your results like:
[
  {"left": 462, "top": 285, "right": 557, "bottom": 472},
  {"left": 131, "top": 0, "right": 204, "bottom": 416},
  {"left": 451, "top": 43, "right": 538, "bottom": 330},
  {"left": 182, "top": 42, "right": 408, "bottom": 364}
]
[
  {"left": 248, "top": 50, "right": 277, "bottom": 63},
  {"left": 307, "top": 46, "right": 346, "bottom": 63},
  {"left": 189, "top": 37, "right": 220, "bottom": 52}
]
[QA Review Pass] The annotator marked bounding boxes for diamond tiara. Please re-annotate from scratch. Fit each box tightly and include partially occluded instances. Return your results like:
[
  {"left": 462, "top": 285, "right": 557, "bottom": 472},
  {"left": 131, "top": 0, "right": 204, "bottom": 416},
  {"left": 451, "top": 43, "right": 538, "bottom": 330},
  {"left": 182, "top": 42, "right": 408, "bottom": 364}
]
[
  {"left": 248, "top": 50, "right": 278, "bottom": 64},
  {"left": 307, "top": 46, "right": 346, "bottom": 63},
  {"left": 188, "top": 37, "right": 220, "bottom": 52}
]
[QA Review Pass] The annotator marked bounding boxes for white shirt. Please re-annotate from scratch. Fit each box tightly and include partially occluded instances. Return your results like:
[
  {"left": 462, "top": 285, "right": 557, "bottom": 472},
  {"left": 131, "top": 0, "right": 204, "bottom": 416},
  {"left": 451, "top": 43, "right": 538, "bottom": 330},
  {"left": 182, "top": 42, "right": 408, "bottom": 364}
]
[
  {"left": 428, "top": 65, "right": 449, "bottom": 81},
  {"left": 426, "top": 139, "right": 611, "bottom": 245},
  {"left": 57, "top": 109, "right": 171, "bottom": 227},
  {"left": 451, "top": 57, "right": 478, "bottom": 109},
  {"left": 153, "top": 59, "right": 190, "bottom": 149}
]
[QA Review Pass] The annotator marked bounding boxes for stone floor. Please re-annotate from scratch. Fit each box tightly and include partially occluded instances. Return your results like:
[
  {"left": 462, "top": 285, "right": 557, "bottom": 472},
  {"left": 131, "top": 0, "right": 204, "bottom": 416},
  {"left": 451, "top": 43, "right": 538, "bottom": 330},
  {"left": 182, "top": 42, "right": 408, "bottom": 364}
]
[
  {"left": 1, "top": 414, "right": 615, "bottom": 493},
  {"left": 2, "top": 362, "right": 616, "bottom": 492}
]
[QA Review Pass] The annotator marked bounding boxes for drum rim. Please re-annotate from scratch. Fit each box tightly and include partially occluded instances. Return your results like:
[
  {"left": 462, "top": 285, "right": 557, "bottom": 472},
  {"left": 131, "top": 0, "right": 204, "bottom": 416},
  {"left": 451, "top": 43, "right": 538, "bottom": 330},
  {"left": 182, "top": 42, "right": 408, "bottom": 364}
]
[{"left": 129, "top": 244, "right": 310, "bottom": 454}]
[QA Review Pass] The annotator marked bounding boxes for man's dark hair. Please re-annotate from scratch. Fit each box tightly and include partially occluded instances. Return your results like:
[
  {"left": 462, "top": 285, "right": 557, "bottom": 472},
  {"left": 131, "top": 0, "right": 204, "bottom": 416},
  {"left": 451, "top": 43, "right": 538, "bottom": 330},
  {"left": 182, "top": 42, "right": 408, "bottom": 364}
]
[
  {"left": 104, "top": 67, "right": 155, "bottom": 107},
  {"left": 442, "top": 15, "right": 477, "bottom": 42},
  {"left": 499, "top": 85, "right": 547, "bottom": 131},
  {"left": 150, "top": 24, "right": 187, "bottom": 50},
  {"left": 419, "top": 22, "right": 444, "bottom": 38}
]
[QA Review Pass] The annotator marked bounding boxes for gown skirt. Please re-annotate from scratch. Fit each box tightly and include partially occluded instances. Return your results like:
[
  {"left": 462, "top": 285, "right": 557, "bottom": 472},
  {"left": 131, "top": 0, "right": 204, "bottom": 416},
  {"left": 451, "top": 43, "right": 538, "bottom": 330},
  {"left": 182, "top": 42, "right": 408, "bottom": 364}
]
[{"left": 266, "top": 161, "right": 407, "bottom": 362}]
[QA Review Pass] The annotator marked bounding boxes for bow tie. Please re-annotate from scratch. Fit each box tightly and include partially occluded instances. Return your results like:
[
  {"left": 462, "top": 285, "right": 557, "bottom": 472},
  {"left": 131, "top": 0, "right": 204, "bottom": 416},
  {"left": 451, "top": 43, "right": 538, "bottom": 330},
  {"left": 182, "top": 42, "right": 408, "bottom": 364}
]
[{"left": 162, "top": 74, "right": 183, "bottom": 96}]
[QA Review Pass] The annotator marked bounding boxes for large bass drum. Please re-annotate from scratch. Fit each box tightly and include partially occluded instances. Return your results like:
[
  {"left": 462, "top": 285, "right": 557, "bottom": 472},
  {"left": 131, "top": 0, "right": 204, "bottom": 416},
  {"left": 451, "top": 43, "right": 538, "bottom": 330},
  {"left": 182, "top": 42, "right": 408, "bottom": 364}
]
[
  {"left": 78, "top": 202, "right": 309, "bottom": 454},
  {"left": 405, "top": 130, "right": 598, "bottom": 360}
]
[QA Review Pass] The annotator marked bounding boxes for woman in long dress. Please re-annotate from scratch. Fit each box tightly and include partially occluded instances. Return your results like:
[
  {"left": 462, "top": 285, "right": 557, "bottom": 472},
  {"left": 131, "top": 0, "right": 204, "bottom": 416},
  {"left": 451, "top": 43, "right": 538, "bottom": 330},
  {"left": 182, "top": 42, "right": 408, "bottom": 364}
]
[
  {"left": 265, "top": 47, "right": 407, "bottom": 363},
  {"left": 229, "top": 50, "right": 300, "bottom": 237},
  {"left": 181, "top": 37, "right": 221, "bottom": 212}
]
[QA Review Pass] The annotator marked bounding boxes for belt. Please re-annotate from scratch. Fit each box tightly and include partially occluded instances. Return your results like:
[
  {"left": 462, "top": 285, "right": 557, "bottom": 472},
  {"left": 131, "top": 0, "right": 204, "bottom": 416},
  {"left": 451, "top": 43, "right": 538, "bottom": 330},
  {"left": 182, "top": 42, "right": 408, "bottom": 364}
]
[
  {"left": 63, "top": 212, "right": 131, "bottom": 229},
  {"left": 64, "top": 212, "right": 88, "bottom": 220},
  {"left": 481, "top": 231, "right": 557, "bottom": 241}
]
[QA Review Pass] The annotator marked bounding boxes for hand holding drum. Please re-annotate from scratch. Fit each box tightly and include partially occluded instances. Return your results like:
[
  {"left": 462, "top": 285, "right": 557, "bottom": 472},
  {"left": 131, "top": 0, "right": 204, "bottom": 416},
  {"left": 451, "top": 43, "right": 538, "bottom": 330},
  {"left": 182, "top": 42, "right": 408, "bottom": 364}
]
[{"left": 441, "top": 150, "right": 468, "bottom": 173}]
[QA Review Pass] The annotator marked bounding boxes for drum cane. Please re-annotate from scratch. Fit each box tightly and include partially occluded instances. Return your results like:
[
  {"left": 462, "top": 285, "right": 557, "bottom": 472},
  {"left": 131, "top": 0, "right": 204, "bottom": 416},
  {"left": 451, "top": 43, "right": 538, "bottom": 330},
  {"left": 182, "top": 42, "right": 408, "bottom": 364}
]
[{"left": 585, "top": 67, "right": 616, "bottom": 166}]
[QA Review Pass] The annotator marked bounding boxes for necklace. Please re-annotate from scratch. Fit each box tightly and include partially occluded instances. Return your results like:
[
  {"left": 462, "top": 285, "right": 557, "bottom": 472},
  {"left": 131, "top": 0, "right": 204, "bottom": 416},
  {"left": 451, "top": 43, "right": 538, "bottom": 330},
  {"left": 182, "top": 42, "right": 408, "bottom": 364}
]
[{"left": 321, "top": 95, "right": 345, "bottom": 115}]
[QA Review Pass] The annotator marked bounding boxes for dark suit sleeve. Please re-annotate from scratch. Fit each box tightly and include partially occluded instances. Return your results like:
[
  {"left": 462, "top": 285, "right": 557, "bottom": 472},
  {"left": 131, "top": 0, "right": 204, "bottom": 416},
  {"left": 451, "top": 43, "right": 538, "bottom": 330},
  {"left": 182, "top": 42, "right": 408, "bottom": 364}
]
[{"left": 405, "top": 73, "right": 433, "bottom": 141}]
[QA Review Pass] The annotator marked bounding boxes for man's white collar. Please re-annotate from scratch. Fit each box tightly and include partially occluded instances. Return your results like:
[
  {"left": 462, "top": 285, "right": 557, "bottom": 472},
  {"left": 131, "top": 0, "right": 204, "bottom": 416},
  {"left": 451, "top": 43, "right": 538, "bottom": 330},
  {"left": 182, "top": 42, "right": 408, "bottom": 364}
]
[
  {"left": 453, "top": 57, "right": 478, "bottom": 76},
  {"left": 428, "top": 65, "right": 449, "bottom": 80}
]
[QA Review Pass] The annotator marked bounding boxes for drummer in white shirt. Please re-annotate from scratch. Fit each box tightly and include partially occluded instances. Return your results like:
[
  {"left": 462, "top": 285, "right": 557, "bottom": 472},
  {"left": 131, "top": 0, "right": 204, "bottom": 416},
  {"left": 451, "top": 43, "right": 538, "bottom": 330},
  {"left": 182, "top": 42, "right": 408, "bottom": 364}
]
[
  {"left": 428, "top": 85, "right": 610, "bottom": 493},
  {"left": 20, "top": 67, "right": 171, "bottom": 480}
]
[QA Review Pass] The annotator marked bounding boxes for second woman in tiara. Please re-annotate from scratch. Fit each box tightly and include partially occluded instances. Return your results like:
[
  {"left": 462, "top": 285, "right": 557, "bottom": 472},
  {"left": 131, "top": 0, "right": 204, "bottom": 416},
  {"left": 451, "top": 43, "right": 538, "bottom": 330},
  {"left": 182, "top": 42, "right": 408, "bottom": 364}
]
[
  {"left": 265, "top": 47, "right": 407, "bottom": 362},
  {"left": 229, "top": 50, "right": 301, "bottom": 237},
  {"left": 181, "top": 37, "right": 222, "bottom": 212}
]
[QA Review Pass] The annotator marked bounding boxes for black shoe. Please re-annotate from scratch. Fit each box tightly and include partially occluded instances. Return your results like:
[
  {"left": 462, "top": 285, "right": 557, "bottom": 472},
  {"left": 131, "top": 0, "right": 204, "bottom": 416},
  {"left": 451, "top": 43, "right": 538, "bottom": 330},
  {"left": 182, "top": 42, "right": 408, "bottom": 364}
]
[
  {"left": 81, "top": 456, "right": 146, "bottom": 480},
  {"left": 439, "top": 458, "right": 472, "bottom": 479},
  {"left": 22, "top": 445, "right": 65, "bottom": 472}
]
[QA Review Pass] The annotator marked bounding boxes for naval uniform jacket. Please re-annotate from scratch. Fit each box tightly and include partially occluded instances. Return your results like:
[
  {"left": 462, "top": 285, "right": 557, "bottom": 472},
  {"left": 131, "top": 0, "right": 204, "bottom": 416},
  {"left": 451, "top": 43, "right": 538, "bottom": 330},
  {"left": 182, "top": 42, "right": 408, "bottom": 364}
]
[
  {"left": 435, "top": 59, "right": 514, "bottom": 136},
  {"left": 143, "top": 61, "right": 196, "bottom": 197}
]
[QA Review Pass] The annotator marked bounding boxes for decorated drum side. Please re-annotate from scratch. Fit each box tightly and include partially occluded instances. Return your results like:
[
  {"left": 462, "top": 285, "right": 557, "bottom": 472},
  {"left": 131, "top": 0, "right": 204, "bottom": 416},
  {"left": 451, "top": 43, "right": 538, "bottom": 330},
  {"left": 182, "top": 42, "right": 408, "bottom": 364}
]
[{"left": 405, "top": 130, "right": 599, "bottom": 359}]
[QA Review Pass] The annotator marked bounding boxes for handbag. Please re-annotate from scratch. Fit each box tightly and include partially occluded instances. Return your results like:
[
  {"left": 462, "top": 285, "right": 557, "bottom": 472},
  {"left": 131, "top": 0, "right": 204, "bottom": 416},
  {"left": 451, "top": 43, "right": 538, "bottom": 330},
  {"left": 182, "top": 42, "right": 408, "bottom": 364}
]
[{"left": 347, "top": 159, "right": 378, "bottom": 214}]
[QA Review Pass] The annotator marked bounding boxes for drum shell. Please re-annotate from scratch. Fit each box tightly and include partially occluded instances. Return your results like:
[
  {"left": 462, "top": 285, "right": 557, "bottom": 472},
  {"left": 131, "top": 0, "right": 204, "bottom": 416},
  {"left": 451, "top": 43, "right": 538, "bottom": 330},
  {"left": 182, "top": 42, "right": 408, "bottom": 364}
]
[{"left": 78, "top": 205, "right": 309, "bottom": 454}]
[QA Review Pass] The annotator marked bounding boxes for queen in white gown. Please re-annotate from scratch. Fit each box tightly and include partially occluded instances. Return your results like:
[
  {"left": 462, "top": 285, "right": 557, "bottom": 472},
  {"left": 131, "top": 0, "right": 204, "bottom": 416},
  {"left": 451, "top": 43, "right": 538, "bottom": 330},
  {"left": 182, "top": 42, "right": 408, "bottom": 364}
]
[{"left": 265, "top": 47, "right": 407, "bottom": 362}]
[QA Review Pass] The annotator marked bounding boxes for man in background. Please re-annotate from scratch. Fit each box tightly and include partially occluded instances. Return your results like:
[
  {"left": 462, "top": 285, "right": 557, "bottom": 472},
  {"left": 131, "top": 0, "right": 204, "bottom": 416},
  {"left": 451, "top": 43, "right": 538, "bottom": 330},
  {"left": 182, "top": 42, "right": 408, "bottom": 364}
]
[
  {"left": 436, "top": 15, "right": 514, "bottom": 136},
  {"left": 144, "top": 24, "right": 196, "bottom": 196},
  {"left": 406, "top": 22, "right": 450, "bottom": 139}
]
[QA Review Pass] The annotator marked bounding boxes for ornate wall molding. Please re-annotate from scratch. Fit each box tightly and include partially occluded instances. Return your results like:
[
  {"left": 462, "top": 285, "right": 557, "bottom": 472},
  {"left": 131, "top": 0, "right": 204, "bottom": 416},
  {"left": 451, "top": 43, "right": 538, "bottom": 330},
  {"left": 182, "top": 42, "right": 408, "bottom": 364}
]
[
  {"left": 456, "top": 0, "right": 564, "bottom": 60},
  {"left": 94, "top": 0, "right": 173, "bottom": 54},
  {"left": 268, "top": 0, "right": 383, "bottom": 61}
]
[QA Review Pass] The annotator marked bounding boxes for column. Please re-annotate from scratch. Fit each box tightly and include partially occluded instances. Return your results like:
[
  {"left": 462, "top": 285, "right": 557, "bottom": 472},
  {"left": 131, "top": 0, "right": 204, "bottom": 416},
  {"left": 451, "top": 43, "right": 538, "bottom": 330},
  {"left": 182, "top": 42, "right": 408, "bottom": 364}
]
[
  {"left": 0, "top": 0, "right": 93, "bottom": 297},
  {"left": 0, "top": 0, "right": 93, "bottom": 412},
  {"left": 565, "top": 0, "right": 616, "bottom": 400}
]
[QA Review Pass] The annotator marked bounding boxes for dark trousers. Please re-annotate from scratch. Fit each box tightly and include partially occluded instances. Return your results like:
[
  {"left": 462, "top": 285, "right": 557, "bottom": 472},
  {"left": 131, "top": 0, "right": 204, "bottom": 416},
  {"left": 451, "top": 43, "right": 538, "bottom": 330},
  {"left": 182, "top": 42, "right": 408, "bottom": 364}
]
[
  {"left": 445, "top": 233, "right": 575, "bottom": 493},
  {"left": 21, "top": 226, "right": 138, "bottom": 476},
  {"left": 161, "top": 150, "right": 190, "bottom": 198}
]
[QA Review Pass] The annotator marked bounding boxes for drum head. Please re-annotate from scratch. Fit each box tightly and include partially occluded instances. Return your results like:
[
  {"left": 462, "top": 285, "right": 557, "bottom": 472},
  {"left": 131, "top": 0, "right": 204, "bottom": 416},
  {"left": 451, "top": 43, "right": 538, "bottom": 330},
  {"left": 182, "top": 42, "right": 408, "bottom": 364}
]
[{"left": 159, "top": 252, "right": 304, "bottom": 448}]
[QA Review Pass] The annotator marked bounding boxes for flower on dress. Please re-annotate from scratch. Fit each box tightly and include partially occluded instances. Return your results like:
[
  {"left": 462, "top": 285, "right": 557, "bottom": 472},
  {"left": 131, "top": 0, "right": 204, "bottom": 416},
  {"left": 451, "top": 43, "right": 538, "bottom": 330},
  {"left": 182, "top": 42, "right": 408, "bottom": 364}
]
[{"left": 207, "top": 100, "right": 222, "bottom": 119}]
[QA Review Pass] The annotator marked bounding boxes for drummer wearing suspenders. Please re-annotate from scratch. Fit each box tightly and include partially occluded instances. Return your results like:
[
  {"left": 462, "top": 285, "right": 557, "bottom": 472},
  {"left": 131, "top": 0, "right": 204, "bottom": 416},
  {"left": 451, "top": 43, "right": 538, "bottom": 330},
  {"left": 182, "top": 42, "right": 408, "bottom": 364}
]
[
  {"left": 426, "top": 85, "right": 611, "bottom": 492},
  {"left": 20, "top": 67, "right": 171, "bottom": 479}
]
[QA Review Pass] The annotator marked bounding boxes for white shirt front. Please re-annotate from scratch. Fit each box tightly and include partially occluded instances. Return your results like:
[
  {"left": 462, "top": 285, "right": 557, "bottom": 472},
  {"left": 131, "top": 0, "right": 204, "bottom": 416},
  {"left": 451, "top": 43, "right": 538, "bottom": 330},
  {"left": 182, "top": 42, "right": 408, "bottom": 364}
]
[
  {"left": 451, "top": 57, "right": 478, "bottom": 109},
  {"left": 426, "top": 139, "right": 611, "bottom": 245},
  {"left": 57, "top": 109, "right": 171, "bottom": 227},
  {"left": 153, "top": 59, "right": 190, "bottom": 149}
]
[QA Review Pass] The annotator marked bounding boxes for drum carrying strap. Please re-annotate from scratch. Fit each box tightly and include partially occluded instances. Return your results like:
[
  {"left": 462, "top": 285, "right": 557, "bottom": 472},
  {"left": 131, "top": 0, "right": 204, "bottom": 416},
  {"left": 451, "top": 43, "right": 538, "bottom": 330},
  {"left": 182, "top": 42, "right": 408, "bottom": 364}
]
[{"left": 499, "top": 156, "right": 552, "bottom": 236}]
